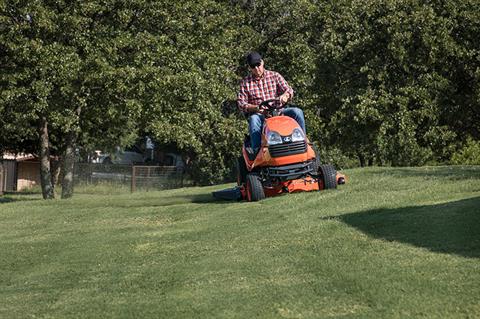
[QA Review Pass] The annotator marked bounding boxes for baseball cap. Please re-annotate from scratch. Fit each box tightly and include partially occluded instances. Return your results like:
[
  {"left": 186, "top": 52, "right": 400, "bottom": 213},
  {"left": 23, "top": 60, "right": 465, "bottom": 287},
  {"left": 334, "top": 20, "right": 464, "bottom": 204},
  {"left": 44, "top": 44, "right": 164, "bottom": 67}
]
[{"left": 246, "top": 52, "right": 262, "bottom": 67}]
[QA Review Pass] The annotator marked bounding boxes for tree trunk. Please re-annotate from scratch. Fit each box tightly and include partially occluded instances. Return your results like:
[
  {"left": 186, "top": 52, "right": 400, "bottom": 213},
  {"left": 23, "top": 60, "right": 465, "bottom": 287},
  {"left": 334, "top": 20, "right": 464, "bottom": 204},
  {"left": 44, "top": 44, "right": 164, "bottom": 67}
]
[
  {"left": 358, "top": 152, "right": 365, "bottom": 167},
  {"left": 368, "top": 156, "right": 374, "bottom": 166},
  {"left": 61, "top": 131, "right": 76, "bottom": 199},
  {"left": 61, "top": 104, "right": 81, "bottom": 199},
  {"left": 38, "top": 116, "right": 55, "bottom": 199},
  {"left": 51, "top": 158, "right": 62, "bottom": 192}
]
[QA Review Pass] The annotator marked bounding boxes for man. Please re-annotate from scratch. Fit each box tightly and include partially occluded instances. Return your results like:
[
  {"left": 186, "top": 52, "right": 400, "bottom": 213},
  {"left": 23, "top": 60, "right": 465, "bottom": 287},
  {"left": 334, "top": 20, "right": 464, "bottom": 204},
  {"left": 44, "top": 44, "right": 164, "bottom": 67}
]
[{"left": 237, "top": 51, "right": 306, "bottom": 154}]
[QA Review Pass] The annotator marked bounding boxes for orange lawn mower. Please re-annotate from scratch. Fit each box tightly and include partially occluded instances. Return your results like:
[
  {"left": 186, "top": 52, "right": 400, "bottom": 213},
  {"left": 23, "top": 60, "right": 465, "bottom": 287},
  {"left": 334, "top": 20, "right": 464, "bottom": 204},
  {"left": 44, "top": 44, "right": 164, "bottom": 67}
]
[{"left": 213, "top": 98, "right": 346, "bottom": 201}]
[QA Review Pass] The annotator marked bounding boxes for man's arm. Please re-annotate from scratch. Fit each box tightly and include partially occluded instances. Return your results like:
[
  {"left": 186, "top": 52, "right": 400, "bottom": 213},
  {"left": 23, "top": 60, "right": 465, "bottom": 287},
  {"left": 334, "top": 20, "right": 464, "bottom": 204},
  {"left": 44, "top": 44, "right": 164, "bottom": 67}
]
[
  {"left": 237, "top": 80, "right": 260, "bottom": 113},
  {"left": 276, "top": 73, "right": 294, "bottom": 104}
]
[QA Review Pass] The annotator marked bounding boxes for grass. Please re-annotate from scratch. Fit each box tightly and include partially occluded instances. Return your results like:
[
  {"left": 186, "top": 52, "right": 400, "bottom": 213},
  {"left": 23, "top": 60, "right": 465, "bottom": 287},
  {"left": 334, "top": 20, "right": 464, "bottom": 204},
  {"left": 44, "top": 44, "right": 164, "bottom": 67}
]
[{"left": 1, "top": 166, "right": 479, "bottom": 318}]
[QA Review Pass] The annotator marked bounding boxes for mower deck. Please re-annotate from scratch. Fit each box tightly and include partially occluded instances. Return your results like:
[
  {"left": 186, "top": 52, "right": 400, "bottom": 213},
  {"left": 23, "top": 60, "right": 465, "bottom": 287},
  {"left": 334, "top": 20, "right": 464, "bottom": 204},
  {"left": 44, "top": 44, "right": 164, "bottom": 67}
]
[
  {"left": 212, "top": 172, "right": 346, "bottom": 201},
  {"left": 212, "top": 187, "right": 242, "bottom": 201}
]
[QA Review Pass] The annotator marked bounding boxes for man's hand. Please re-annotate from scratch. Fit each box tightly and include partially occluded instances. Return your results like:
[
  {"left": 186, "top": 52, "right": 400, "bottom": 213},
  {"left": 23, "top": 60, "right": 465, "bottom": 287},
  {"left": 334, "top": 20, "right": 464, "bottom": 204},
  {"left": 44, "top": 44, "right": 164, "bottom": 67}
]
[
  {"left": 245, "top": 104, "right": 261, "bottom": 113},
  {"left": 279, "top": 92, "right": 290, "bottom": 104}
]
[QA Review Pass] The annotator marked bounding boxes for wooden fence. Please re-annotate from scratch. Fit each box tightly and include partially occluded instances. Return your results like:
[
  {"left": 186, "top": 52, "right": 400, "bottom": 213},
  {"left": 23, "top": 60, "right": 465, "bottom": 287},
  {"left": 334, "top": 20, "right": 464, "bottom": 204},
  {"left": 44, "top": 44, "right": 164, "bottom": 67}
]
[
  {"left": 0, "top": 160, "right": 16, "bottom": 193},
  {"left": 130, "top": 165, "right": 183, "bottom": 192},
  {"left": 74, "top": 163, "right": 184, "bottom": 192}
]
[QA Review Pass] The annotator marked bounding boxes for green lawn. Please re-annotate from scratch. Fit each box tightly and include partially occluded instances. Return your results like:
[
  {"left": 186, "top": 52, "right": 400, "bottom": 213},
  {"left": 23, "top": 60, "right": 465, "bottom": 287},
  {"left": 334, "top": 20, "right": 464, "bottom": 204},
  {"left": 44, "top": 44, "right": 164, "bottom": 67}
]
[{"left": 1, "top": 166, "right": 479, "bottom": 318}]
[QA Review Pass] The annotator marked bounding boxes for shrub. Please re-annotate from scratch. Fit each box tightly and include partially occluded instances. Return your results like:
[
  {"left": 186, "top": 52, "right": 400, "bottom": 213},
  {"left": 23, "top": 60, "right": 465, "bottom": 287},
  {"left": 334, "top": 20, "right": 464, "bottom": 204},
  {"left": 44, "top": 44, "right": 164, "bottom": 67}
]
[
  {"left": 318, "top": 146, "right": 359, "bottom": 170},
  {"left": 450, "top": 138, "right": 480, "bottom": 165}
]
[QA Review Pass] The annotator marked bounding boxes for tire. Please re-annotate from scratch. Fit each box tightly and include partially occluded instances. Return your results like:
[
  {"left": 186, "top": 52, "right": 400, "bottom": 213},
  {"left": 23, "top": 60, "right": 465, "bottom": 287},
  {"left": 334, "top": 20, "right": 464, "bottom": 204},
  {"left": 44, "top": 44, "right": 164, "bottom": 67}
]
[
  {"left": 246, "top": 173, "right": 265, "bottom": 201},
  {"left": 319, "top": 164, "right": 337, "bottom": 189},
  {"left": 236, "top": 156, "right": 248, "bottom": 186}
]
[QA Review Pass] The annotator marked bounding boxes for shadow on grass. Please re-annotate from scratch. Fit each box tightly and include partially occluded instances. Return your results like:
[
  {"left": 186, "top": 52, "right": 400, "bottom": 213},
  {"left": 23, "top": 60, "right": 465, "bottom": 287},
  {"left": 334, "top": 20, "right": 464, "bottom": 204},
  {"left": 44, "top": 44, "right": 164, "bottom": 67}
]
[
  {"left": 337, "top": 196, "right": 480, "bottom": 258},
  {"left": 191, "top": 193, "right": 223, "bottom": 203},
  {"left": 0, "top": 197, "right": 17, "bottom": 204},
  {"left": 0, "top": 193, "right": 41, "bottom": 203},
  {"left": 168, "top": 193, "right": 229, "bottom": 204}
]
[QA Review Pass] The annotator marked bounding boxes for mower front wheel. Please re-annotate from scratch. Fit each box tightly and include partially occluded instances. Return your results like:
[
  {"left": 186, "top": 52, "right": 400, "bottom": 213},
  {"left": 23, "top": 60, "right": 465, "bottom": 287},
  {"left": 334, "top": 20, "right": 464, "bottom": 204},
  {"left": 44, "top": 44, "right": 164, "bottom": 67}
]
[
  {"left": 319, "top": 164, "right": 337, "bottom": 189},
  {"left": 246, "top": 173, "right": 265, "bottom": 201}
]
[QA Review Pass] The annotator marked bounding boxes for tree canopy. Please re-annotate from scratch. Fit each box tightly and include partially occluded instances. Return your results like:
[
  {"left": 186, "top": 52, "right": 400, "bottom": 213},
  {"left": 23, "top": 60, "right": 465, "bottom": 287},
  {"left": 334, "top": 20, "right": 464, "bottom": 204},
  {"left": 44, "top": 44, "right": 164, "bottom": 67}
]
[{"left": 1, "top": 0, "right": 479, "bottom": 193}]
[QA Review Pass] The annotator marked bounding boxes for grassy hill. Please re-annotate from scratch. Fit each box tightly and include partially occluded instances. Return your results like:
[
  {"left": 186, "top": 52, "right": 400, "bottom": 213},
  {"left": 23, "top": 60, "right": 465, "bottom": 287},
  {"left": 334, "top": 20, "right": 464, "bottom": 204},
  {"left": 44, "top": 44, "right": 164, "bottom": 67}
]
[{"left": 1, "top": 166, "right": 479, "bottom": 318}]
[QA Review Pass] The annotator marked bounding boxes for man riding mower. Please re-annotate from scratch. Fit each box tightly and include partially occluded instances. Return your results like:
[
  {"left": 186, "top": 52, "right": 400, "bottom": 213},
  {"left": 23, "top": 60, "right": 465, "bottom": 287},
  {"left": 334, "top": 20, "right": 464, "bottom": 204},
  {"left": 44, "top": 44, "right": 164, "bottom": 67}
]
[{"left": 212, "top": 51, "right": 345, "bottom": 201}]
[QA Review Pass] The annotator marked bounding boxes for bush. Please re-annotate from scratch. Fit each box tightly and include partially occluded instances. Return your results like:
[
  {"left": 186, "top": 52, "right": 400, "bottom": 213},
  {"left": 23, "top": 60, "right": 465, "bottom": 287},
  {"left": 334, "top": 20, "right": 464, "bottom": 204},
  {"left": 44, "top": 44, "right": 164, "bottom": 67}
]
[
  {"left": 317, "top": 145, "right": 359, "bottom": 170},
  {"left": 450, "top": 138, "right": 480, "bottom": 165}
]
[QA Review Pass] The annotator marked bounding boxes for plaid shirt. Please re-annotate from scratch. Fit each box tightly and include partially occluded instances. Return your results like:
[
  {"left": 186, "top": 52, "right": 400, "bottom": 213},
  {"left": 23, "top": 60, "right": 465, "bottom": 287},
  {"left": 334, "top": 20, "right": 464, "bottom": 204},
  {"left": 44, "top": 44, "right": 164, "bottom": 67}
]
[{"left": 237, "top": 70, "right": 294, "bottom": 113}]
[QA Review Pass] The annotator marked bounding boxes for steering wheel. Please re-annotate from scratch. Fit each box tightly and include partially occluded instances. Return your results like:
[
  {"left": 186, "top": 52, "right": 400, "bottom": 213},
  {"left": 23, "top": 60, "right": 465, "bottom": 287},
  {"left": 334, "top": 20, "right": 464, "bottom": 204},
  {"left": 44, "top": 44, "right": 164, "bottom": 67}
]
[
  {"left": 258, "top": 98, "right": 284, "bottom": 115},
  {"left": 259, "top": 98, "right": 281, "bottom": 110}
]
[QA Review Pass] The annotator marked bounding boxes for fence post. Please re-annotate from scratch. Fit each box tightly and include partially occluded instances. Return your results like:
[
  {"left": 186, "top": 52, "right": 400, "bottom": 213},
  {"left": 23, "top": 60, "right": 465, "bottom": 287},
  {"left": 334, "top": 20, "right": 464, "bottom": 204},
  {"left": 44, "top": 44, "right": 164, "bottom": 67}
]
[
  {"left": 131, "top": 165, "right": 136, "bottom": 193},
  {"left": 147, "top": 166, "right": 151, "bottom": 191},
  {"left": 0, "top": 163, "right": 3, "bottom": 195},
  {"left": 180, "top": 169, "right": 184, "bottom": 188}
]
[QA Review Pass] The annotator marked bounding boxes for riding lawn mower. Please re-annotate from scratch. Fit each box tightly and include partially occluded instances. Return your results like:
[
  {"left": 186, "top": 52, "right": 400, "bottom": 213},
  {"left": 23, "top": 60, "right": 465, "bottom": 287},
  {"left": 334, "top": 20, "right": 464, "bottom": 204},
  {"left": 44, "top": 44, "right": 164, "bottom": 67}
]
[{"left": 213, "top": 99, "right": 345, "bottom": 201}]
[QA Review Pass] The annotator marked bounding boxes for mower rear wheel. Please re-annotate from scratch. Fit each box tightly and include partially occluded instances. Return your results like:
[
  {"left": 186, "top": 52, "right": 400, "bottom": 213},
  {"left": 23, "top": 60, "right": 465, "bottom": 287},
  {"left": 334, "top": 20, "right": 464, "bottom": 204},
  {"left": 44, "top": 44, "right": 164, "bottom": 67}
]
[
  {"left": 236, "top": 156, "right": 248, "bottom": 186},
  {"left": 246, "top": 173, "right": 265, "bottom": 201},
  {"left": 319, "top": 164, "right": 337, "bottom": 189}
]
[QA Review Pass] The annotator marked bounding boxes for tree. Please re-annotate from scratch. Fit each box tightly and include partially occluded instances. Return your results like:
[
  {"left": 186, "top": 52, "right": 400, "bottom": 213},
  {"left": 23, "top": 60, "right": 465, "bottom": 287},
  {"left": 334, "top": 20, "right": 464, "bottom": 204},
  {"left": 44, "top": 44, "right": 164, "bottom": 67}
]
[
  {"left": 2, "top": 0, "right": 479, "bottom": 192},
  {"left": 128, "top": 0, "right": 257, "bottom": 184},
  {"left": 308, "top": 0, "right": 480, "bottom": 165},
  {"left": 0, "top": 0, "right": 141, "bottom": 198}
]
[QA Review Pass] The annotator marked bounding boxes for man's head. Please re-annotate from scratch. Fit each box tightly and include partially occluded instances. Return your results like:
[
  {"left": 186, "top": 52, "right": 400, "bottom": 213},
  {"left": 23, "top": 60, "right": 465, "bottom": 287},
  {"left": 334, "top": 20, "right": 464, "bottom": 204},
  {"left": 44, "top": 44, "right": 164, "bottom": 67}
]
[{"left": 246, "top": 51, "right": 264, "bottom": 78}]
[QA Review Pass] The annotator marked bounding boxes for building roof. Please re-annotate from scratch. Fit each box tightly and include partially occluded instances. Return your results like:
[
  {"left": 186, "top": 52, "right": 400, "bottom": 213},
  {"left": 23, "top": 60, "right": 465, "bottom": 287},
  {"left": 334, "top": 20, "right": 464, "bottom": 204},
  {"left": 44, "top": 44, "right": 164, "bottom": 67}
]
[{"left": 2, "top": 153, "right": 36, "bottom": 161}]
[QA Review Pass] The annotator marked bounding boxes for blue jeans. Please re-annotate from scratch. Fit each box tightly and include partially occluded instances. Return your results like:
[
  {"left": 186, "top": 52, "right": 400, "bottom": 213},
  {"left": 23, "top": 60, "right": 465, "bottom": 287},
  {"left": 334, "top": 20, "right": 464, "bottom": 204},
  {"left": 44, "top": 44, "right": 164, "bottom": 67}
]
[{"left": 248, "top": 107, "right": 306, "bottom": 151}]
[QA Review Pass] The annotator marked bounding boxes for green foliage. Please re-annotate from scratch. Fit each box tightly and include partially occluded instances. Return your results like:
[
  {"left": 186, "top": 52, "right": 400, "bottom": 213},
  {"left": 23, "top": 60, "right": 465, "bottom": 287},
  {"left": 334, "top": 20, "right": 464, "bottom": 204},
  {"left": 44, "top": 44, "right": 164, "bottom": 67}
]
[
  {"left": 2, "top": 0, "right": 479, "bottom": 185},
  {"left": 317, "top": 145, "right": 359, "bottom": 170},
  {"left": 128, "top": 0, "right": 257, "bottom": 184},
  {"left": 308, "top": 0, "right": 479, "bottom": 166},
  {"left": 0, "top": 0, "right": 142, "bottom": 155},
  {"left": 451, "top": 138, "right": 480, "bottom": 165}
]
